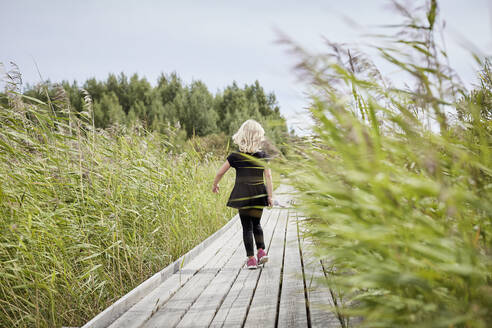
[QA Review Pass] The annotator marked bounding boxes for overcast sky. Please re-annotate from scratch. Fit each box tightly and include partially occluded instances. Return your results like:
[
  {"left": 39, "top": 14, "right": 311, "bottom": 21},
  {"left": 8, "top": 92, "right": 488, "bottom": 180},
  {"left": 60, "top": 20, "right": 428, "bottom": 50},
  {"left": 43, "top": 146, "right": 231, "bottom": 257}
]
[{"left": 1, "top": 0, "right": 491, "bottom": 133}]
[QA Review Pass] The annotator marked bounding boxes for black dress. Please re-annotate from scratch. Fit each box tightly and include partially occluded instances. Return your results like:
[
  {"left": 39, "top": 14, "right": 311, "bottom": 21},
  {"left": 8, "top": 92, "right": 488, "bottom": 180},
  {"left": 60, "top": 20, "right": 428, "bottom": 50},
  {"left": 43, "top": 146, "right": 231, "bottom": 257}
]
[{"left": 226, "top": 151, "right": 269, "bottom": 209}]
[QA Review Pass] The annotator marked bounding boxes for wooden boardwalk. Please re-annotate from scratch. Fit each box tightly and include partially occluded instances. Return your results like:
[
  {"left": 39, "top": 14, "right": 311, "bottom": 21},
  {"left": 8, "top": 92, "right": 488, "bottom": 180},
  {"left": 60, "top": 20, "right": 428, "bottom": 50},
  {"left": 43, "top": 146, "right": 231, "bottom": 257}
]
[{"left": 82, "top": 186, "right": 345, "bottom": 328}]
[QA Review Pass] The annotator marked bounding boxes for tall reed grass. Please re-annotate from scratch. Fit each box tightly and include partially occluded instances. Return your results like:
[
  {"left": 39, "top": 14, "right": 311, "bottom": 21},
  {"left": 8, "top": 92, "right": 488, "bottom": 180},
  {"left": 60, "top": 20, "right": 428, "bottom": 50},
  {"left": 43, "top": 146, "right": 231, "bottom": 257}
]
[
  {"left": 279, "top": 1, "right": 491, "bottom": 327},
  {"left": 0, "top": 66, "right": 235, "bottom": 327}
]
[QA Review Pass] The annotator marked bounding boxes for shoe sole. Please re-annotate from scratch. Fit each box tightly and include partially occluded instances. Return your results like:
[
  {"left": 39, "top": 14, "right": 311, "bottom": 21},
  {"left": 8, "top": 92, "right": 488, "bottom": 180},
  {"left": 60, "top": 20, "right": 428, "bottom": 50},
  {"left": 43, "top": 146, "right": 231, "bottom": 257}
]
[
  {"left": 258, "top": 256, "right": 269, "bottom": 265},
  {"left": 247, "top": 265, "right": 258, "bottom": 270}
]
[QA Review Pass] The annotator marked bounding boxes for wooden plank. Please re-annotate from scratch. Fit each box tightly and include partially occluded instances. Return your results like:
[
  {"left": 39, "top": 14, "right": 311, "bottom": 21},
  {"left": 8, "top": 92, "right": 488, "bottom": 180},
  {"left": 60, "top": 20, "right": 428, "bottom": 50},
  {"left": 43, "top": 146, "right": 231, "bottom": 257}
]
[
  {"left": 107, "top": 218, "right": 243, "bottom": 328},
  {"left": 208, "top": 268, "right": 256, "bottom": 328},
  {"left": 297, "top": 214, "right": 342, "bottom": 328},
  {"left": 143, "top": 209, "right": 282, "bottom": 327},
  {"left": 242, "top": 208, "right": 289, "bottom": 327},
  {"left": 277, "top": 210, "right": 309, "bottom": 328},
  {"left": 176, "top": 208, "right": 278, "bottom": 328},
  {"left": 209, "top": 209, "right": 281, "bottom": 328},
  {"left": 210, "top": 187, "right": 294, "bottom": 328},
  {"left": 85, "top": 213, "right": 241, "bottom": 328},
  {"left": 140, "top": 235, "right": 243, "bottom": 328},
  {"left": 102, "top": 185, "right": 292, "bottom": 328}
]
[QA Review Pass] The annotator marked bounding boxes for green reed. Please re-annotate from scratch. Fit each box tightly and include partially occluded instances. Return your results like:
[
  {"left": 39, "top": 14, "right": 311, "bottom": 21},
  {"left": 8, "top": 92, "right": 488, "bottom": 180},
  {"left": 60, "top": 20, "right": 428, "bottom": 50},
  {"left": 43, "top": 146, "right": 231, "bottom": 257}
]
[
  {"left": 0, "top": 74, "right": 234, "bottom": 327},
  {"left": 278, "top": 1, "right": 491, "bottom": 327}
]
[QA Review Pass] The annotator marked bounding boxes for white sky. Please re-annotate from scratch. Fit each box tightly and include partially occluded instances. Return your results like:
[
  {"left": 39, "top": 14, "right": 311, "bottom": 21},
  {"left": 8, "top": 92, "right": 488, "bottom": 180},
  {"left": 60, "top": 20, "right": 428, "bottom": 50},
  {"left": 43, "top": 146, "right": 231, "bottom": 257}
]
[{"left": 1, "top": 0, "right": 491, "bottom": 133}]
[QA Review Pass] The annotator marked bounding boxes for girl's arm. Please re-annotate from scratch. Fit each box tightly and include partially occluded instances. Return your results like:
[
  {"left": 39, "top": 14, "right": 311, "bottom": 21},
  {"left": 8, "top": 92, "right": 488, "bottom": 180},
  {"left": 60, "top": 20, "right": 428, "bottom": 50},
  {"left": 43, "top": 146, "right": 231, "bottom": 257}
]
[
  {"left": 264, "top": 168, "right": 273, "bottom": 207},
  {"left": 212, "top": 160, "right": 231, "bottom": 193}
]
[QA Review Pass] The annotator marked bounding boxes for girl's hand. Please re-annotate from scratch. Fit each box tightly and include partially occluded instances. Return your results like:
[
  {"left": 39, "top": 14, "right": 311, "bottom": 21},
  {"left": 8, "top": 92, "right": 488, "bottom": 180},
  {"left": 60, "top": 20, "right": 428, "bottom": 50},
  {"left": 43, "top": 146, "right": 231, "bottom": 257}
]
[
  {"left": 212, "top": 161, "right": 230, "bottom": 194},
  {"left": 268, "top": 196, "right": 273, "bottom": 207}
]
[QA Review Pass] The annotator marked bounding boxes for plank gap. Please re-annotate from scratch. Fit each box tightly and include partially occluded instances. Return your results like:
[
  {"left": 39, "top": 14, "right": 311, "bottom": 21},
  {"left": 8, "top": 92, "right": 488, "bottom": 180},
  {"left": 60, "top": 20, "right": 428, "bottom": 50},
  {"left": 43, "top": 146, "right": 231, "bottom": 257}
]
[
  {"left": 274, "top": 209, "right": 289, "bottom": 328},
  {"left": 320, "top": 259, "right": 347, "bottom": 328},
  {"left": 296, "top": 213, "right": 312, "bottom": 328},
  {"left": 205, "top": 255, "right": 244, "bottom": 328}
]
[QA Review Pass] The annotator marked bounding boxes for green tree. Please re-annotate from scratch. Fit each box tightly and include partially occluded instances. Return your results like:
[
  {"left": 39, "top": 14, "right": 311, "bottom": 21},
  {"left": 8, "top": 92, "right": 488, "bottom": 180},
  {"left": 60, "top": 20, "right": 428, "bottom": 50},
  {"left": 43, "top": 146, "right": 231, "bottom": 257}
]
[
  {"left": 128, "top": 73, "right": 152, "bottom": 109},
  {"left": 184, "top": 81, "right": 217, "bottom": 136},
  {"left": 94, "top": 92, "right": 125, "bottom": 127},
  {"left": 215, "top": 82, "right": 249, "bottom": 134},
  {"left": 83, "top": 77, "right": 106, "bottom": 103},
  {"left": 20, "top": 71, "right": 289, "bottom": 148}
]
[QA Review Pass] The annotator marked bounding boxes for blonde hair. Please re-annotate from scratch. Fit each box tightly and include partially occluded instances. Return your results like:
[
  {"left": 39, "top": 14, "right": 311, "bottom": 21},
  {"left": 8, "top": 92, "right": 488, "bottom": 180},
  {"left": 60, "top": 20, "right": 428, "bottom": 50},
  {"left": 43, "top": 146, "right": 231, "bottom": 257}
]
[{"left": 232, "top": 119, "right": 265, "bottom": 153}]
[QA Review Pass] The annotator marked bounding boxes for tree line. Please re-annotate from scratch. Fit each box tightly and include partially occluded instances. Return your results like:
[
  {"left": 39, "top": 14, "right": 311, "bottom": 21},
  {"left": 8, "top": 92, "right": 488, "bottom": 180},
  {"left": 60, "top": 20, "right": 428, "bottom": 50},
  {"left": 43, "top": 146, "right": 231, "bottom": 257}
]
[{"left": 17, "top": 72, "right": 289, "bottom": 145}]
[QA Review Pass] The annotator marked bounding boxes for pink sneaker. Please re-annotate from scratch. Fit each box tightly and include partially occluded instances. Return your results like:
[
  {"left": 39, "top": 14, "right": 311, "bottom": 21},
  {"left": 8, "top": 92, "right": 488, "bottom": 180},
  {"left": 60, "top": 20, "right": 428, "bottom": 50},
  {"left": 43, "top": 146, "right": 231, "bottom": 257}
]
[
  {"left": 247, "top": 257, "right": 258, "bottom": 269},
  {"left": 257, "top": 248, "right": 269, "bottom": 265}
]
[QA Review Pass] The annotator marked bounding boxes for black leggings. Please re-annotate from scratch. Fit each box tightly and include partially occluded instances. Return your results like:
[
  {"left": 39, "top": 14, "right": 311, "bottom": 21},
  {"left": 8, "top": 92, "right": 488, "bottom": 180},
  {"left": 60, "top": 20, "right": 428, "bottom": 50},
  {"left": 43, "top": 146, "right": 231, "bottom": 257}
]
[{"left": 238, "top": 208, "right": 265, "bottom": 257}]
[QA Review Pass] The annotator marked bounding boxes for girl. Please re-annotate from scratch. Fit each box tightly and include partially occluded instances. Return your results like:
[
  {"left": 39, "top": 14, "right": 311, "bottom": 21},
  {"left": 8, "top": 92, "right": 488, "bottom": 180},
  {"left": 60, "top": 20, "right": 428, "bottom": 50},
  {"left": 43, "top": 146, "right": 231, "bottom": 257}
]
[{"left": 212, "top": 119, "right": 273, "bottom": 269}]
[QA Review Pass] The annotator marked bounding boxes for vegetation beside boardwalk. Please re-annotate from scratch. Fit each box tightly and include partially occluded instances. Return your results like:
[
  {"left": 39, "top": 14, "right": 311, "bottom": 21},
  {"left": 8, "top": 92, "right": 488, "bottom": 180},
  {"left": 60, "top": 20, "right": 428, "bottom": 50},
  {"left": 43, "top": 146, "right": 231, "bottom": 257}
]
[
  {"left": 0, "top": 77, "right": 240, "bottom": 327},
  {"left": 1, "top": 1, "right": 491, "bottom": 327},
  {"left": 279, "top": 1, "right": 492, "bottom": 327},
  {"left": 3, "top": 70, "right": 290, "bottom": 148}
]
